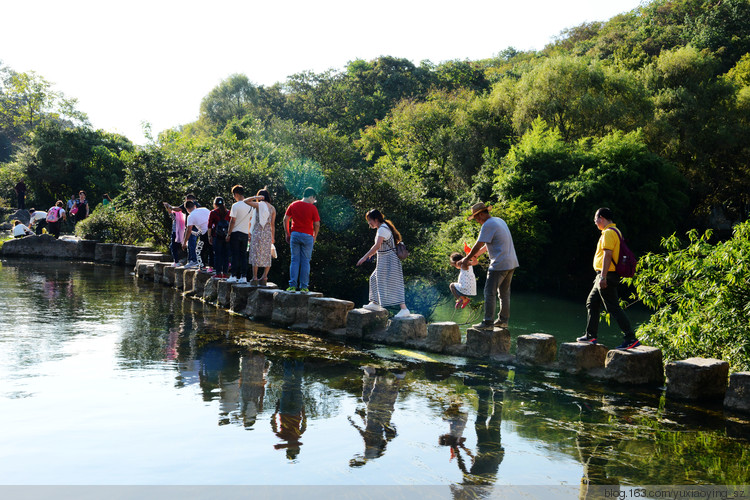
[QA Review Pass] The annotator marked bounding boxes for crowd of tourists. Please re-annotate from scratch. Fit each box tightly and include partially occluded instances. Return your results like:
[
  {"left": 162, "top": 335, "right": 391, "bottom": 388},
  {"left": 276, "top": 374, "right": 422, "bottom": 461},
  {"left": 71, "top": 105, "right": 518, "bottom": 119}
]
[{"left": 11, "top": 178, "right": 640, "bottom": 350}]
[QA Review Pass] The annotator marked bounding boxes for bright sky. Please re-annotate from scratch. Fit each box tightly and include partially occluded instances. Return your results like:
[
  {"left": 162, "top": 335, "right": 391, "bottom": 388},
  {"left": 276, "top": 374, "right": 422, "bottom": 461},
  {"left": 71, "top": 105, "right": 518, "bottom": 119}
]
[{"left": 1, "top": 0, "right": 644, "bottom": 144}]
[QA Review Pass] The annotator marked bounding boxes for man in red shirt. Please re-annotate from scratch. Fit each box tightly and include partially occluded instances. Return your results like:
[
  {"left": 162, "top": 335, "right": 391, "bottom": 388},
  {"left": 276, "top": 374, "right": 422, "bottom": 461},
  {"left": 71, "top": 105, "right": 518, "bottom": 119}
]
[{"left": 283, "top": 187, "right": 320, "bottom": 292}]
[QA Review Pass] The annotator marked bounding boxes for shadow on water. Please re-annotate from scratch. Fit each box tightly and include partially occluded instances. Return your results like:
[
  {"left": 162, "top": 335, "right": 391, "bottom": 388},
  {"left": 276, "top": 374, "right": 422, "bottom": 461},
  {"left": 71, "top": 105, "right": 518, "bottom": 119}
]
[{"left": 1, "top": 260, "right": 749, "bottom": 486}]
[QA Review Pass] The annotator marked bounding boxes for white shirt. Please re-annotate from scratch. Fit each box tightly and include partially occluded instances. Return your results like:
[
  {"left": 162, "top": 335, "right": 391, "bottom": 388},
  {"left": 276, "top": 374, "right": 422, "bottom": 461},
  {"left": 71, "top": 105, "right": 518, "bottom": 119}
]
[
  {"left": 376, "top": 224, "right": 392, "bottom": 241},
  {"left": 186, "top": 207, "right": 210, "bottom": 234},
  {"left": 13, "top": 224, "right": 31, "bottom": 237},
  {"left": 30, "top": 211, "right": 47, "bottom": 223},
  {"left": 229, "top": 201, "right": 252, "bottom": 234}
]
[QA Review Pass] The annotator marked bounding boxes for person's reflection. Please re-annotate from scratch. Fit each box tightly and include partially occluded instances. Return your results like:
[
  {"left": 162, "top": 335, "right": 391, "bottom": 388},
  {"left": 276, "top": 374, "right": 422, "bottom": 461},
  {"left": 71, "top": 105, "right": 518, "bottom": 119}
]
[
  {"left": 463, "top": 386, "right": 505, "bottom": 486},
  {"left": 348, "top": 367, "right": 403, "bottom": 467},
  {"left": 439, "top": 401, "right": 474, "bottom": 474},
  {"left": 575, "top": 401, "right": 619, "bottom": 497},
  {"left": 271, "top": 359, "right": 306, "bottom": 459},
  {"left": 239, "top": 352, "right": 270, "bottom": 429}
]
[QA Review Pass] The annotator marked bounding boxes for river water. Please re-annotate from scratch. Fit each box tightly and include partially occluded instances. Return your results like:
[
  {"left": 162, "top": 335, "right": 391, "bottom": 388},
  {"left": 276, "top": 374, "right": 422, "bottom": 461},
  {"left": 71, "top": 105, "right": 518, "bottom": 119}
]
[{"left": 1, "top": 260, "right": 748, "bottom": 489}]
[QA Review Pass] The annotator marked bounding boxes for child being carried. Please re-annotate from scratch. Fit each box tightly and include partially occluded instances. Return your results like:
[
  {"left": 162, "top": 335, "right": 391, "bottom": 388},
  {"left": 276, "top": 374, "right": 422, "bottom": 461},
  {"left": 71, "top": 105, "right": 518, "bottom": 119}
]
[{"left": 449, "top": 246, "right": 477, "bottom": 309}]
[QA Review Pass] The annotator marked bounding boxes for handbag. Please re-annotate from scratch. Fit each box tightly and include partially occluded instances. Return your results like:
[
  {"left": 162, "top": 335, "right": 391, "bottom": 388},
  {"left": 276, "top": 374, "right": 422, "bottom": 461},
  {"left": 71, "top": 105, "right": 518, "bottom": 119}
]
[
  {"left": 70, "top": 205, "right": 79, "bottom": 216},
  {"left": 395, "top": 241, "right": 409, "bottom": 261}
]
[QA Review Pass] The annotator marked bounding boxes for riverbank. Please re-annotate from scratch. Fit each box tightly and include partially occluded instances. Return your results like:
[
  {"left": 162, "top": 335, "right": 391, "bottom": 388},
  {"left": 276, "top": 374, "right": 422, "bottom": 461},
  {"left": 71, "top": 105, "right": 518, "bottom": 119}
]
[{"left": 3, "top": 234, "right": 750, "bottom": 417}]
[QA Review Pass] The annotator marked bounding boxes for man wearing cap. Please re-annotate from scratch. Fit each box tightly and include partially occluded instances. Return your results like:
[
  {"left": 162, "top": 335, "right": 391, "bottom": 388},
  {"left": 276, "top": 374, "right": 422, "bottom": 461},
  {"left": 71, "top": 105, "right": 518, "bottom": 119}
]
[{"left": 460, "top": 202, "right": 519, "bottom": 330}]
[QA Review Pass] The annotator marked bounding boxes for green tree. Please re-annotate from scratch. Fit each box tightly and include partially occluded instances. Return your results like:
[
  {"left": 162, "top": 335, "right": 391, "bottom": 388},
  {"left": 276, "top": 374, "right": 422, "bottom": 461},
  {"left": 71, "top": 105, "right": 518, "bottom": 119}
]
[{"left": 626, "top": 220, "right": 750, "bottom": 370}]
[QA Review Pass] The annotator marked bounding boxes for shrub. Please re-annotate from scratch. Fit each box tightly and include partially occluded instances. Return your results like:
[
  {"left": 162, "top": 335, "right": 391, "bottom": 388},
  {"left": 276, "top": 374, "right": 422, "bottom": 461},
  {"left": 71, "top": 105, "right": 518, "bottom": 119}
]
[{"left": 74, "top": 206, "right": 150, "bottom": 244}]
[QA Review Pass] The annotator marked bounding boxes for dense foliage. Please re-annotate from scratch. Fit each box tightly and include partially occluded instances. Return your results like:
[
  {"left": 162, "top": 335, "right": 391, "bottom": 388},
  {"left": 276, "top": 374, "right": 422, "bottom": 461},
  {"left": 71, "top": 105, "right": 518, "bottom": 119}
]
[{"left": 625, "top": 221, "right": 750, "bottom": 371}]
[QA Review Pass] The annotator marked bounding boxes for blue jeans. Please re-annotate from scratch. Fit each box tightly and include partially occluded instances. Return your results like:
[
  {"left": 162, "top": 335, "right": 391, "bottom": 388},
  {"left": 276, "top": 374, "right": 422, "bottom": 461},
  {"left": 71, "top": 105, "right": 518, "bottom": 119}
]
[
  {"left": 170, "top": 232, "right": 181, "bottom": 263},
  {"left": 229, "top": 232, "right": 248, "bottom": 278},
  {"left": 213, "top": 237, "right": 230, "bottom": 274},
  {"left": 289, "top": 232, "right": 314, "bottom": 289},
  {"left": 187, "top": 231, "right": 198, "bottom": 263}
]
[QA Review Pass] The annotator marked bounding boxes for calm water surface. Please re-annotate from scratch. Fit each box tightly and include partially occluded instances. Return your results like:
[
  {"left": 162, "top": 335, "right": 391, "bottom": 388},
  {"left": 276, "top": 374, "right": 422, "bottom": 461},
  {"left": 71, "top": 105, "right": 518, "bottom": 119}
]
[{"left": 1, "top": 260, "right": 748, "bottom": 487}]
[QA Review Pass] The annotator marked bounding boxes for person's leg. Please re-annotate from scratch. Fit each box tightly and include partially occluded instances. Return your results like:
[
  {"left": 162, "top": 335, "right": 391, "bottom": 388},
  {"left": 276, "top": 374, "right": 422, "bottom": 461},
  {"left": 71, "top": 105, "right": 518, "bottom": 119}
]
[
  {"left": 584, "top": 277, "right": 603, "bottom": 338},
  {"left": 495, "top": 269, "right": 514, "bottom": 326},
  {"left": 229, "top": 232, "right": 241, "bottom": 277},
  {"left": 187, "top": 232, "right": 198, "bottom": 263},
  {"left": 252, "top": 265, "right": 259, "bottom": 281},
  {"left": 288, "top": 232, "right": 301, "bottom": 288},
  {"left": 298, "top": 233, "right": 314, "bottom": 290},
  {"left": 483, "top": 270, "right": 501, "bottom": 323},
  {"left": 237, "top": 232, "right": 248, "bottom": 279},
  {"left": 449, "top": 283, "right": 462, "bottom": 300},
  {"left": 599, "top": 275, "right": 635, "bottom": 340},
  {"left": 170, "top": 232, "right": 180, "bottom": 263}
]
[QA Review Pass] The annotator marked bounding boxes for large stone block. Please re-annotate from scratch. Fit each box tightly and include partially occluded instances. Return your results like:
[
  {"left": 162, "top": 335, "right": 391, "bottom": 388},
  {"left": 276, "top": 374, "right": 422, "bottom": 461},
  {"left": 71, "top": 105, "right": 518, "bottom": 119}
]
[
  {"left": 666, "top": 357, "right": 729, "bottom": 401},
  {"left": 153, "top": 262, "right": 169, "bottom": 284},
  {"left": 136, "top": 262, "right": 155, "bottom": 281},
  {"left": 2, "top": 234, "right": 81, "bottom": 259},
  {"left": 557, "top": 342, "right": 609, "bottom": 374},
  {"left": 174, "top": 267, "right": 187, "bottom": 290},
  {"left": 724, "top": 372, "right": 750, "bottom": 414},
  {"left": 136, "top": 251, "right": 171, "bottom": 263},
  {"left": 308, "top": 297, "right": 355, "bottom": 333},
  {"left": 384, "top": 314, "right": 427, "bottom": 344},
  {"left": 217, "top": 280, "right": 233, "bottom": 308},
  {"left": 241, "top": 284, "right": 279, "bottom": 317},
  {"left": 345, "top": 308, "right": 389, "bottom": 339},
  {"left": 163, "top": 265, "right": 176, "bottom": 286},
  {"left": 272, "top": 291, "right": 324, "bottom": 326},
  {"left": 230, "top": 284, "right": 255, "bottom": 312},
  {"left": 193, "top": 271, "right": 213, "bottom": 298},
  {"left": 95, "top": 243, "right": 115, "bottom": 262},
  {"left": 203, "top": 277, "right": 221, "bottom": 304},
  {"left": 516, "top": 333, "right": 557, "bottom": 365},
  {"left": 602, "top": 346, "right": 664, "bottom": 386},
  {"left": 112, "top": 244, "right": 128, "bottom": 265},
  {"left": 425, "top": 322, "right": 461, "bottom": 352},
  {"left": 125, "top": 246, "right": 151, "bottom": 266},
  {"left": 182, "top": 269, "right": 198, "bottom": 295},
  {"left": 254, "top": 289, "right": 279, "bottom": 320},
  {"left": 466, "top": 327, "right": 510, "bottom": 358},
  {"left": 76, "top": 239, "right": 97, "bottom": 261}
]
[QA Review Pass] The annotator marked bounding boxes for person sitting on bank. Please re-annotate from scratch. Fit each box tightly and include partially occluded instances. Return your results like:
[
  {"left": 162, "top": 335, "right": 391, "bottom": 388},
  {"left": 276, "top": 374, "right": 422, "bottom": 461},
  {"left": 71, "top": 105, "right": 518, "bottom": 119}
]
[
  {"left": 12, "top": 220, "right": 33, "bottom": 238},
  {"left": 577, "top": 207, "right": 640, "bottom": 350}
]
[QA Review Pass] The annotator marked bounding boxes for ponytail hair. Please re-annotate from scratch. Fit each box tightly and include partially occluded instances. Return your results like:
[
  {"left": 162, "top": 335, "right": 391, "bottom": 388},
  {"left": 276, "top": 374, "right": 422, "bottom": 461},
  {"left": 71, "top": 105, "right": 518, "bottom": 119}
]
[
  {"left": 256, "top": 186, "right": 272, "bottom": 203},
  {"left": 366, "top": 209, "right": 402, "bottom": 244},
  {"left": 214, "top": 196, "right": 228, "bottom": 218}
]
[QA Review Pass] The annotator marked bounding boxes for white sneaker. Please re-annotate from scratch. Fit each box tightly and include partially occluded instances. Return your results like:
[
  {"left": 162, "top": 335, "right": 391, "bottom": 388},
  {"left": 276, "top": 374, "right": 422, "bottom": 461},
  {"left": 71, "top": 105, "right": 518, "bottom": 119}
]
[
  {"left": 226, "top": 276, "right": 237, "bottom": 283},
  {"left": 362, "top": 302, "right": 381, "bottom": 311},
  {"left": 184, "top": 262, "right": 199, "bottom": 269},
  {"left": 394, "top": 309, "right": 411, "bottom": 318},
  {"left": 237, "top": 277, "right": 247, "bottom": 284},
  {"left": 171, "top": 262, "right": 180, "bottom": 267}
]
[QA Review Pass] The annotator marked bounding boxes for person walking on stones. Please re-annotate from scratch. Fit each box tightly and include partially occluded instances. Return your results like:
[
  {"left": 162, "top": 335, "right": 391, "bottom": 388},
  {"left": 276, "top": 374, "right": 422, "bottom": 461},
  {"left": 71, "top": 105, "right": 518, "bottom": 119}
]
[
  {"left": 14, "top": 180, "right": 26, "bottom": 210},
  {"left": 577, "top": 207, "right": 640, "bottom": 350},
  {"left": 46, "top": 201, "right": 67, "bottom": 238},
  {"left": 182, "top": 200, "right": 210, "bottom": 269},
  {"left": 283, "top": 187, "right": 320, "bottom": 292},
  {"left": 226, "top": 185, "right": 252, "bottom": 283},
  {"left": 208, "top": 196, "right": 231, "bottom": 278},
  {"left": 356, "top": 209, "right": 410, "bottom": 318},
  {"left": 243, "top": 187, "right": 276, "bottom": 286},
  {"left": 460, "top": 202, "right": 519, "bottom": 330}
]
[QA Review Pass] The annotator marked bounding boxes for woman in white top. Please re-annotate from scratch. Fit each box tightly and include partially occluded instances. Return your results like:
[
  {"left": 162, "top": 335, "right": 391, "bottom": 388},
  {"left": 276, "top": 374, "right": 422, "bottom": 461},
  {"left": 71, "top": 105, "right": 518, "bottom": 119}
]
[
  {"left": 356, "top": 209, "right": 409, "bottom": 317},
  {"left": 243, "top": 187, "right": 276, "bottom": 286}
]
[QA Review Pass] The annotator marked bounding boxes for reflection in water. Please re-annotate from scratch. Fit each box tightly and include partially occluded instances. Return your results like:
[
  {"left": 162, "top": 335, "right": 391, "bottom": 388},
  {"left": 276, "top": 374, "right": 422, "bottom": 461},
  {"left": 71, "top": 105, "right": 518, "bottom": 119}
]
[
  {"left": 239, "top": 353, "right": 270, "bottom": 429},
  {"left": 272, "top": 360, "right": 306, "bottom": 459},
  {"left": 349, "top": 367, "right": 403, "bottom": 467},
  {"left": 2, "top": 261, "right": 750, "bottom": 487}
]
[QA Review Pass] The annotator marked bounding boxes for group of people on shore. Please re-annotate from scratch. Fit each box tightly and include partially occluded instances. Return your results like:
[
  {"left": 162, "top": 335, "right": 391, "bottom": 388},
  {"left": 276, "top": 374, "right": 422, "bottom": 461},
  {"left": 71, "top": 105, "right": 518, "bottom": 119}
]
[
  {"left": 162, "top": 184, "right": 639, "bottom": 349},
  {"left": 11, "top": 190, "right": 91, "bottom": 239}
]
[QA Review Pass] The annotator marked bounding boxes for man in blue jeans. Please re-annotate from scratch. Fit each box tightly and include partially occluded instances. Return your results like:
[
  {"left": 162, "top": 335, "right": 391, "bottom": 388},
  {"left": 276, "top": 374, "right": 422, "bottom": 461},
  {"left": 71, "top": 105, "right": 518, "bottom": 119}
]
[
  {"left": 283, "top": 187, "right": 320, "bottom": 292},
  {"left": 460, "top": 202, "right": 519, "bottom": 330}
]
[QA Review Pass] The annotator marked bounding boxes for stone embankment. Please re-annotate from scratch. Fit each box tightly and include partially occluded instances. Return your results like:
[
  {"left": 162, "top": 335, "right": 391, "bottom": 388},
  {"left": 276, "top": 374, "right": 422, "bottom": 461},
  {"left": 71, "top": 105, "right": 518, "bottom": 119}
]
[{"left": 3, "top": 234, "right": 749, "bottom": 416}]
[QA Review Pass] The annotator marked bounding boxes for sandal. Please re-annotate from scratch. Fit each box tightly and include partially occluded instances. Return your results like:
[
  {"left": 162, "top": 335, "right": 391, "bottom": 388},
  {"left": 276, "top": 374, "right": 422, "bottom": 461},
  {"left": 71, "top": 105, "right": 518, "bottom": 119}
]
[{"left": 460, "top": 297, "right": 470, "bottom": 309}]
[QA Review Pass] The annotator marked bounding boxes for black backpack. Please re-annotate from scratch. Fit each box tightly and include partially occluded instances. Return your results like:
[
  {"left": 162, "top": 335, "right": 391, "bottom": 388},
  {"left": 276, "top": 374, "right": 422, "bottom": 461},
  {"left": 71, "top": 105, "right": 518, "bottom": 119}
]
[{"left": 215, "top": 218, "right": 229, "bottom": 239}]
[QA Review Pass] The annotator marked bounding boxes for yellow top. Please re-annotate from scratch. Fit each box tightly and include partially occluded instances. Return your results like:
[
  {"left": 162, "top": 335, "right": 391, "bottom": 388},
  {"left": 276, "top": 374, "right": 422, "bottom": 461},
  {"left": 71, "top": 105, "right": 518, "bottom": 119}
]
[{"left": 593, "top": 223, "right": 620, "bottom": 272}]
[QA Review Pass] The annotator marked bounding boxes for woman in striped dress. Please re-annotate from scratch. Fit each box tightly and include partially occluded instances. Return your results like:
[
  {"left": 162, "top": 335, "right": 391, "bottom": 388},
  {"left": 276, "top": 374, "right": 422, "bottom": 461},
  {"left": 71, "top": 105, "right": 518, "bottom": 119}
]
[{"left": 356, "top": 209, "right": 410, "bottom": 318}]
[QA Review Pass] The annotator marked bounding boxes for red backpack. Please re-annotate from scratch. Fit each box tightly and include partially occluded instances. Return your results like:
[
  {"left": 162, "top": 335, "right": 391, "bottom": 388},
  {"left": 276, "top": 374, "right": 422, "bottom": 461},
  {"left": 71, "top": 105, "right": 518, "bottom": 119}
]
[
  {"left": 46, "top": 207, "right": 61, "bottom": 223},
  {"left": 609, "top": 227, "right": 637, "bottom": 278}
]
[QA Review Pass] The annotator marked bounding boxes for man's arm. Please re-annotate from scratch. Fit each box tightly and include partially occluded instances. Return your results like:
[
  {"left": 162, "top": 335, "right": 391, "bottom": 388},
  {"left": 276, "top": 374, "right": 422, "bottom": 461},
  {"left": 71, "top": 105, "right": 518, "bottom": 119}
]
[
  {"left": 459, "top": 240, "right": 486, "bottom": 267},
  {"left": 183, "top": 225, "right": 195, "bottom": 248},
  {"left": 313, "top": 221, "right": 320, "bottom": 242},
  {"left": 600, "top": 249, "right": 613, "bottom": 288}
]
